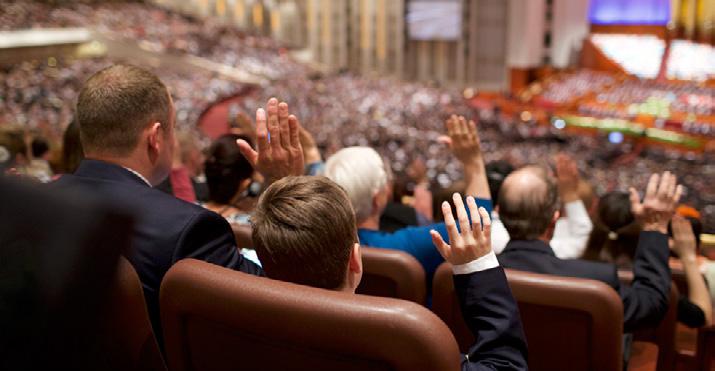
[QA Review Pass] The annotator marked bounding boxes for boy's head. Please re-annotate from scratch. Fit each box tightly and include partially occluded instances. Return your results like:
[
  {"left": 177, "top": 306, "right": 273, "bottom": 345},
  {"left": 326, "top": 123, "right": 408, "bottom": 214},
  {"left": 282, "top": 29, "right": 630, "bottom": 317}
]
[{"left": 252, "top": 176, "right": 362, "bottom": 292}]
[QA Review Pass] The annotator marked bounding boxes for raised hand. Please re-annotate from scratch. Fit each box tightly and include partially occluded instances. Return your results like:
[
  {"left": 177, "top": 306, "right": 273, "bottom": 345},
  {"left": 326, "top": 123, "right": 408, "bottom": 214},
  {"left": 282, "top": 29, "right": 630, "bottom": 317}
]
[
  {"left": 237, "top": 98, "right": 304, "bottom": 183},
  {"left": 439, "top": 115, "right": 490, "bottom": 199},
  {"left": 628, "top": 171, "right": 683, "bottom": 234},
  {"left": 554, "top": 153, "right": 580, "bottom": 203},
  {"left": 440, "top": 115, "right": 483, "bottom": 166},
  {"left": 430, "top": 193, "right": 492, "bottom": 265},
  {"left": 671, "top": 215, "right": 697, "bottom": 261}
]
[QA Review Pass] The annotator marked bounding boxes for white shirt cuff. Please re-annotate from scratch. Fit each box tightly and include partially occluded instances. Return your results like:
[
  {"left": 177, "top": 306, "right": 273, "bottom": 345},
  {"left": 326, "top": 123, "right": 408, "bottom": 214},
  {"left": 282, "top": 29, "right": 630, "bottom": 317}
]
[{"left": 452, "top": 251, "right": 500, "bottom": 275}]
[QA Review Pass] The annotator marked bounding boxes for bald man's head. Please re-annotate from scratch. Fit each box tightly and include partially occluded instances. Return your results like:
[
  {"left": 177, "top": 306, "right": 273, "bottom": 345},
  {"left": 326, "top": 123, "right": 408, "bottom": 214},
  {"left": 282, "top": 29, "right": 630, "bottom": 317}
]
[{"left": 497, "top": 166, "right": 559, "bottom": 240}]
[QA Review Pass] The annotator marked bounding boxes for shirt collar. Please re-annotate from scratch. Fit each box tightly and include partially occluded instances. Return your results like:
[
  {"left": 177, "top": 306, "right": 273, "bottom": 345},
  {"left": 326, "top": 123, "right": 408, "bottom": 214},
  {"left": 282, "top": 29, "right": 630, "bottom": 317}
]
[{"left": 122, "top": 166, "right": 152, "bottom": 187}]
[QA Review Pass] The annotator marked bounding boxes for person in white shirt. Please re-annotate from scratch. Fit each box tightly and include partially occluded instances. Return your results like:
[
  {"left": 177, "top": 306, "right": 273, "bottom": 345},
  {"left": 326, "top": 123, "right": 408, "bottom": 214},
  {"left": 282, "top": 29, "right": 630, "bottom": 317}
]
[{"left": 491, "top": 154, "right": 594, "bottom": 259}]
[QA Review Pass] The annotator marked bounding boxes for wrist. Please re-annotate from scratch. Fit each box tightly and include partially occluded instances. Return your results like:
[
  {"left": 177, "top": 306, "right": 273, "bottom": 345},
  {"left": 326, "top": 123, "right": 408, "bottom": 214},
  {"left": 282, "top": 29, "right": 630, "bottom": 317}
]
[
  {"left": 461, "top": 157, "right": 485, "bottom": 171},
  {"left": 452, "top": 251, "right": 499, "bottom": 275},
  {"left": 304, "top": 148, "right": 321, "bottom": 164}
]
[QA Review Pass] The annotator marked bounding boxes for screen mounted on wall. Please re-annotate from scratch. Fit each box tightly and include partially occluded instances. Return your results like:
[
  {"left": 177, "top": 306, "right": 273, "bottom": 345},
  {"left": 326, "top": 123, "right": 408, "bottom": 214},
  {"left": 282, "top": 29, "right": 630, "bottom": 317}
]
[{"left": 407, "top": 0, "right": 462, "bottom": 41}]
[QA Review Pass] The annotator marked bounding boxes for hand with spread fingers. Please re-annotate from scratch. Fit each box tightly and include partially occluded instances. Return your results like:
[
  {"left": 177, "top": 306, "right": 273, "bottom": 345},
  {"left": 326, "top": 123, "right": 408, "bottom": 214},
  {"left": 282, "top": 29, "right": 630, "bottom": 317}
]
[
  {"left": 440, "top": 115, "right": 483, "bottom": 166},
  {"left": 430, "top": 193, "right": 492, "bottom": 265},
  {"left": 237, "top": 97, "right": 305, "bottom": 184},
  {"left": 628, "top": 171, "right": 683, "bottom": 234},
  {"left": 439, "top": 115, "right": 490, "bottom": 199}
]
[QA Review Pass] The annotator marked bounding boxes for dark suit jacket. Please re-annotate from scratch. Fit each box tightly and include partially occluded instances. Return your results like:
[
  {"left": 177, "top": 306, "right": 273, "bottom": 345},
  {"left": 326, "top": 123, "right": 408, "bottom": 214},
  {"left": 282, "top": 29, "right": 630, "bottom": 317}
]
[
  {"left": 497, "top": 231, "right": 671, "bottom": 332},
  {"left": 51, "top": 159, "right": 263, "bottom": 340},
  {"left": 456, "top": 267, "right": 529, "bottom": 370}
]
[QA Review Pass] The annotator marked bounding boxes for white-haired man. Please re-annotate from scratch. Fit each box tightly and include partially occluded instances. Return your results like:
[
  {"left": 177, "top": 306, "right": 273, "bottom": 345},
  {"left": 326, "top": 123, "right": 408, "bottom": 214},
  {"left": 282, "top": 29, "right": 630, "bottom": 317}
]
[{"left": 325, "top": 116, "right": 491, "bottom": 277}]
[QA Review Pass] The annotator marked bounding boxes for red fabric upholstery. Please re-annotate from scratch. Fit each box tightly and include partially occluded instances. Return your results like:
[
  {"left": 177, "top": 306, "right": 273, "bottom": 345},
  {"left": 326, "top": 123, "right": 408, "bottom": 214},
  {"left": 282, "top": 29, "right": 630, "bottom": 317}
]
[
  {"left": 160, "top": 259, "right": 461, "bottom": 371},
  {"left": 356, "top": 246, "right": 426, "bottom": 305},
  {"left": 433, "top": 262, "right": 624, "bottom": 371},
  {"left": 619, "top": 271, "right": 679, "bottom": 371},
  {"left": 103, "top": 257, "right": 166, "bottom": 371}
]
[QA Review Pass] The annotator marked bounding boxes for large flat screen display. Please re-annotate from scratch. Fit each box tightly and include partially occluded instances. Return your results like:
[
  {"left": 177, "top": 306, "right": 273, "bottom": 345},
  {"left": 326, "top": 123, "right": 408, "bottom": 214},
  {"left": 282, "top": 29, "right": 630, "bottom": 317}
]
[
  {"left": 407, "top": 0, "right": 462, "bottom": 41},
  {"left": 589, "top": 0, "right": 670, "bottom": 25}
]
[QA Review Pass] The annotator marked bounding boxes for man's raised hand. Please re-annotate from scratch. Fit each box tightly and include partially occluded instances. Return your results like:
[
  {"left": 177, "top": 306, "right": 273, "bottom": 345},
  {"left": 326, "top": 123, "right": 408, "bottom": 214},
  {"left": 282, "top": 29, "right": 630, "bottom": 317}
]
[
  {"left": 554, "top": 153, "right": 580, "bottom": 203},
  {"left": 430, "top": 193, "right": 492, "bottom": 265},
  {"left": 237, "top": 98, "right": 304, "bottom": 183},
  {"left": 629, "top": 171, "right": 683, "bottom": 234}
]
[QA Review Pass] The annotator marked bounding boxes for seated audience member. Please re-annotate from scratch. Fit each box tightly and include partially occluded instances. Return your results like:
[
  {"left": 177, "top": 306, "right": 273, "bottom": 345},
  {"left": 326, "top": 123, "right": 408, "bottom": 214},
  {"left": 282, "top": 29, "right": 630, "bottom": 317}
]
[
  {"left": 670, "top": 216, "right": 713, "bottom": 327},
  {"left": 492, "top": 154, "right": 593, "bottom": 258},
  {"left": 584, "top": 192, "right": 712, "bottom": 327},
  {"left": 252, "top": 175, "right": 528, "bottom": 370},
  {"left": 583, "top": 192, "right": 642, "bottom": 267},
  {"left": 51, "top": 65, "right": 304, "bottom": 339},
  {"left": 27, "top": 136, "right": 53, "bottom": 182},
  {"left": 406, "top": 157, "right": 434, "bottom": 224},
  {"left": 59, "top": 119, "right": 84, "bottom": 174},
  {"left": 497, "top": 168, "right": 680, "bottom": 332},
  {"left": 203, "top": 133, "right": 259, "bottom": 263},
  {"left": 155, "top": 129, "right": 208, "bottom": 202},
  {"left": 379, "top": 163, "right": 428, "bottom": 233},
  {"left": 324, "top": 115, "right": 492, "bottom": 278},
  {"left": 485, "top": 160, "right": 514, "bottom": 204},
  {"left": 204, "top": 133, "right": 256, "bottom": 225}
]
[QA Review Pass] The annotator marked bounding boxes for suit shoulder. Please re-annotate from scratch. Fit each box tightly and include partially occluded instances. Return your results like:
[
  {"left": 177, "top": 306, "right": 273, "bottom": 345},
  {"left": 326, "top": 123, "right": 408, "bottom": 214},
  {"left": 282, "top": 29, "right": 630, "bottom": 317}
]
[{"left": 563, "top": 259, "right": 619, "bottom": 287}]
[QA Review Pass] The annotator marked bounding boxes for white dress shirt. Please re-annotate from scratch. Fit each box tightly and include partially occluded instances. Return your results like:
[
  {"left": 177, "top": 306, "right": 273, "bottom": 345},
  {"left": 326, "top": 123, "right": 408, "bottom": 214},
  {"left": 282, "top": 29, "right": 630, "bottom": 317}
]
[{"left": 452, "top": 251, "right": 500, "bottom": 275}]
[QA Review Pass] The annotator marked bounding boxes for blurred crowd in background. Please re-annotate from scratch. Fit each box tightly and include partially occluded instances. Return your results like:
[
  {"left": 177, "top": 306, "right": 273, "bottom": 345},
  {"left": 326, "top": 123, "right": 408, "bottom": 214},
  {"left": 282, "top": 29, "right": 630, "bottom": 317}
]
[{"left": 1, "top": 0, "right": 713, "bottom": 232}]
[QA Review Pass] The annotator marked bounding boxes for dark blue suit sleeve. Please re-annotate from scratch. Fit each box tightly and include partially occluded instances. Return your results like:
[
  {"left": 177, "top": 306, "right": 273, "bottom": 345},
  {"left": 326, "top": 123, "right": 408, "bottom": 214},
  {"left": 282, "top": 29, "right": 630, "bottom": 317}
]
[
  {"left": 619, "top": 231, "right": 671, "bottom": 332},
  {"left": 175, "top": 210, "right": 264, "bottom": 276},
  {"left": 454, "top": 267, "right": 529, "bottom": 370}
]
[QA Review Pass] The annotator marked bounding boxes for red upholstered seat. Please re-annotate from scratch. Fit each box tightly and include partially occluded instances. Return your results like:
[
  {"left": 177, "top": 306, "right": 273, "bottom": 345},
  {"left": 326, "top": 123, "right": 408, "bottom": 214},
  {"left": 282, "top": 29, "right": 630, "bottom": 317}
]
[
  {"left": 160, "top": 259, "right": 461, "bottom": 371},
  {"left": 356, "top": 246, "right": 426, "bottom": 305},
  {"left": 433, "top": 262, "right": 624, "bottom": 371}
]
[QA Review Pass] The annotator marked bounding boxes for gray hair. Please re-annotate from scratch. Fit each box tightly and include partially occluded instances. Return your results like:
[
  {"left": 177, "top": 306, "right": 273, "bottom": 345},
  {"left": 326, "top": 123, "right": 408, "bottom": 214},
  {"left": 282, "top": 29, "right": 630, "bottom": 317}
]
[{"left": 325, "top": 147, "right": 388, "bottom": 223}]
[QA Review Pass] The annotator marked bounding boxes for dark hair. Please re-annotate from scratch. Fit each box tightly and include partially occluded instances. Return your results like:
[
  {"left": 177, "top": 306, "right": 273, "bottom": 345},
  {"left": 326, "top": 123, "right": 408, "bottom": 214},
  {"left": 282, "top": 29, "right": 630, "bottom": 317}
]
[
  {"left": 76, "top": 64, "right": 171, "bottom": 156},
  {"left": 204, "top": 134, "right": 254, "bottom": 204},
  {"left": 252, "top": 176, "right": 358, "bottom": 290},
  {"left": 498, "top": 166, "right": 559, "bottom": 240},
  {"left": 31, "top": 137, "right": 50, "bottom": 158},
  {"left": 486, "top": 160, "right": 514, "bottom": 202},
  {"left": 582, "top": 192, "right": 641, "bottom": 267},
  {"left": 61, "top": 119, "right": 84, "bottom": 174}
]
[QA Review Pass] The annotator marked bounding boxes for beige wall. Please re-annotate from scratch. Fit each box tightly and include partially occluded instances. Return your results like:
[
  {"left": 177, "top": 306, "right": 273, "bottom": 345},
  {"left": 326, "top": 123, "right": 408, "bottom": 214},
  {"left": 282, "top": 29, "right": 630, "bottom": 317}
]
[{"left": 155, "top": 0, "right": 560, "bottom": 89}]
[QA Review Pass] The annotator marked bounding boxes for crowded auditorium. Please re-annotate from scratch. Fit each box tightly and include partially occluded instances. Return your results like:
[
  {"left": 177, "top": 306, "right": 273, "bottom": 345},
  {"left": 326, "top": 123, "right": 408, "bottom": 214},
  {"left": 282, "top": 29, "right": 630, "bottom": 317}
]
[{"left": 1, "top": 0, "right": 715, "bottom": 370}]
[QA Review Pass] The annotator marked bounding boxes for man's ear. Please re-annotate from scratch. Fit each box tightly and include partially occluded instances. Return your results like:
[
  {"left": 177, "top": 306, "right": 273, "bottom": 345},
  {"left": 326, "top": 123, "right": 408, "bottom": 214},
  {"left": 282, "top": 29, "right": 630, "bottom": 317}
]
[
  {"left": 349, "top": 243, "right": 362, "bottom": 275},
  {"left": 147, "top": 122, "right": 163, "bottom": 153},
  {"left": 552, "top": 210, "right": 561, "bottom": 225},
  {"left": 371, "top": 192, "right": 381, "bottom": 215}
]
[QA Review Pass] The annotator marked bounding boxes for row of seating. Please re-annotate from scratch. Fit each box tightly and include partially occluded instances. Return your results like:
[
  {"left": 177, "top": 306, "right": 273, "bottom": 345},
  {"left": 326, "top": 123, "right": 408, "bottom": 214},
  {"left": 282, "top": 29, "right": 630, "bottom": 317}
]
[{"left": 109, "top": 247, "right": 715, "bottom": 371}]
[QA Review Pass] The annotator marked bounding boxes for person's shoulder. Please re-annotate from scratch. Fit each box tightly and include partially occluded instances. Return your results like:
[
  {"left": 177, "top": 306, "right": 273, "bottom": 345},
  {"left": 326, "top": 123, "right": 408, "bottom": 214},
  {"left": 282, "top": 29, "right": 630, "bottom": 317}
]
[
  {"left": 499, "top": 245, "right": 618, "bottom": 285},
  {"left": 52, "top": 173, "right": 209, "bottom": 218}
]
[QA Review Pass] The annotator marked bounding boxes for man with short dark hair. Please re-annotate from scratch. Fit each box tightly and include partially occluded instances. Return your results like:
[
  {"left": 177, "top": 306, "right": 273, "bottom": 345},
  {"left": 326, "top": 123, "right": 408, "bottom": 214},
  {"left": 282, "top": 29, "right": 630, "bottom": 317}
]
[
  {"left": 497, "top": 166, "right": 680, "bottom": 332},
  {"left": 253, "top": 176, "right": 528, "bottom": 370},
  {"left": 52, "top": 64, "right": 305, "bottom": 341}
]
